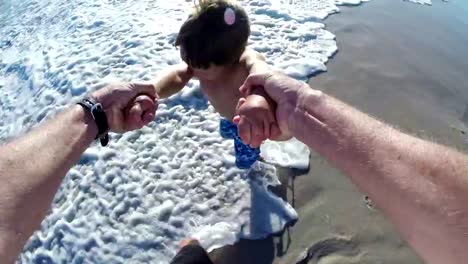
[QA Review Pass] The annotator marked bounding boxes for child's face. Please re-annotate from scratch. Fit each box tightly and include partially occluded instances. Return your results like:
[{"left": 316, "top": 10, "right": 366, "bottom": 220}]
[{"left": 191, "top": 65, "right": 227, "bottom": 81}]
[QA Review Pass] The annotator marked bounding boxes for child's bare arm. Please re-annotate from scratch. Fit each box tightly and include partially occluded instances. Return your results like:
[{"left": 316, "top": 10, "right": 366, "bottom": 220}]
[
  {"left": 240, "top": 48, "right": 270, "bottom": 75},
  {"left": 124, "top": 64, "right": 192, "bottom": 129},
  {"left": 153, "top": 63, "right": 193, "bottom": 98}
]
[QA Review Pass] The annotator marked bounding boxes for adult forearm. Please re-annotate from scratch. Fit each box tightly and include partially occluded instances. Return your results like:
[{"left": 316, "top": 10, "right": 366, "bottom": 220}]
[
  {"left": 0, "top": 105, "right": 96, "bottom": 262},
  {"left": 291, "top": 90, "right": 468, "bottom": 263},
  {"left": 0, "top": 82, "right": 157, "bottom": 263}
]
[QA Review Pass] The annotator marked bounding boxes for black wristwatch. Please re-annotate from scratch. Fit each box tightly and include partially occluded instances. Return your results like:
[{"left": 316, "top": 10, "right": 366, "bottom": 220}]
[{"left": 77, "top": 98, "right": 110, "bottom": 146}]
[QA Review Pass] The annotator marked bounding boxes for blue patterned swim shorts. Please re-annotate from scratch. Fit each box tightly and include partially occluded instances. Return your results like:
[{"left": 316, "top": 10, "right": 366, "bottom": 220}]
[{"left": 220, "top": 119, "right": 260, "bottom": 169}]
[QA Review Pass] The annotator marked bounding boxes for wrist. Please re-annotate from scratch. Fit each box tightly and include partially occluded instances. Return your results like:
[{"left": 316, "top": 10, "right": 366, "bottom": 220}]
[
  {"left": 297, "top": 86, "right": 324, "bottom": 111},
  {"left": 89, "top": 88, "right": 112, "bottom": 110},
  {"left": 73, "top": 105, "right": 99, "bottom": 143},
  {"left": 288, "top": 85, "right": 324, "bottom": 135},
  {"left": 77, "top": 98, "right": 110, "bottom": 146}
]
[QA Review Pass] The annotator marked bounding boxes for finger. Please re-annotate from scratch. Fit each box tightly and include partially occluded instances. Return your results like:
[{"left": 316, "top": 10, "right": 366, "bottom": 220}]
[
  {"left": 143, "top": 111, "right": 155, "bottom": 124},
  {"left": 238, "top": 117, "right": 252, "bottom": 145},
  {"left": 127, "top": 104, "right": 144, "bottom": 130},
  {"left": 233, "top": 115, "right": 241, "bottom": 124},
  {"left": 144, "top": 100, "right": 157, "bottom": 124},
  {"left": 264, "top": 106, "right": 276, "bottom": 138},
  {"left": 135, "top": 94, "right": 157, "bottom": 115},
  {"left": 267, "top": 104, "right": 276, "bottom": 124},
  {"left": 263, "top": 119, "right": 271, "bottom": 139},
  {"left": 126, "top": 97, "right": 152, "bottom": 127},
  {"left": 249, "top": 120, "right": 264, "bottom": 148},
  {"left": 240, "top": 73, "right": 267, "bottom": 97},
  {"left": 135, "top": 95, "right": 156, "bottom": 112},
  {"left": 236, "top": 98, "right": 247, "bottom": 112},
  {"left": 128, "top": 103, "right": 142, "bottom": 119},
  {"left": 269, "top": 123, "right": 282, "bottom": 140},
  {"left": 131, "top": 83, "right": 157, "bottom": 99}
]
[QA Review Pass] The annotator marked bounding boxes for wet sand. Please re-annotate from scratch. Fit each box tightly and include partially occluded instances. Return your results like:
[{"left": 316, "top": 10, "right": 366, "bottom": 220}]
[{"left": 212, "top": 0, "right": 468, "bottom": 263}]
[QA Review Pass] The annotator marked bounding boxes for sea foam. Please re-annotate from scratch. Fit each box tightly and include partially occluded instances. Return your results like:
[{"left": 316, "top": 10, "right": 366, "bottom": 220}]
[
  {"left": 404, "top": 0, "right": 432, "bottom": 5},
  {"left": 0, "top": 0, "right": 367, "bottom": 262},
  {"left": 404, "top": 0, "right": 433, "bottom": 5}
]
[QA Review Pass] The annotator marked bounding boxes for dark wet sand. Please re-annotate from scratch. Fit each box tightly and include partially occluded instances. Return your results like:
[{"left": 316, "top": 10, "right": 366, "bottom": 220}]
[{"left": 212, "top": 0, "right": 468, "bottom": 263}]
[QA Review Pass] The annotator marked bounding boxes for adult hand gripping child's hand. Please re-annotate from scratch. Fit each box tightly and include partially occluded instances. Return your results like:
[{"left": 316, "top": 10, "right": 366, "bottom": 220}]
[
  {"left": 233, "top": 86, "right": 282, "bottom": 148},
  {"left": 123, "top": 91, "right": 159, "bottom": 131}
]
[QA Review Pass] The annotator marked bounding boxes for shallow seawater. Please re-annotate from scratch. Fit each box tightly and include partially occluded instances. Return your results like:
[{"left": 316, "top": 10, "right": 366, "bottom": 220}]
[{"left": 1, "top": 0, "right": 367, "bottom": 263}]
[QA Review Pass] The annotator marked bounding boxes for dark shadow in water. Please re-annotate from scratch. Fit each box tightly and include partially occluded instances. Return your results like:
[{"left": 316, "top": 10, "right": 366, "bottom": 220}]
[
  {"left": 210, "top": 177, "right": 277, "bottom": 263},
  {"left": 209, "top": 164, "right": 306, "bottom": 264},
  {"left": 295, "top": 237, "right": 360, "bottom": 264},
  {"left": 270, "top": 166, "right": 307, "bottom": 258}
]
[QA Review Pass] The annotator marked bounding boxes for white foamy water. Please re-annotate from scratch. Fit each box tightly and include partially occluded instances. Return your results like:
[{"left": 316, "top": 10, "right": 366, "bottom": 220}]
[
  {"left": 0, "top": 0, "right": 367, "bottom": 262},
  {"left": 261, "top": 139, "right": 311, "bottom": 169},
  {"left": 404, "top": 0, "right": 432, "bottom": 5}
]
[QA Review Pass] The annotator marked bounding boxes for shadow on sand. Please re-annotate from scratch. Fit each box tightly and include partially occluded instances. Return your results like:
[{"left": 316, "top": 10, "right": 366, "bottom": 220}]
[{"left": 209, "top": 166, "right": 307, "bottom": 264}]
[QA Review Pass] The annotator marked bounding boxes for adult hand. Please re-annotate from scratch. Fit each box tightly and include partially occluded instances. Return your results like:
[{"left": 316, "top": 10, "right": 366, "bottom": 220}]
[
  {"left": 234, "top": 93, "right": 277, "bottom": 148},
  {"left": 91, "top": 83, "right": 158, "bottom": 133},
  {"left": 235, "top": 72, "right": 319, "bottom": 142},
  {"left": 125, "top": 95, "right": 158, "bottom": 132}
]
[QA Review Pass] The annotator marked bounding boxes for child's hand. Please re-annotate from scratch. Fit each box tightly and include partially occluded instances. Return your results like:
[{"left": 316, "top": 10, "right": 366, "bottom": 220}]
[
  {"left": 125, "top": 94, "right": 158, "bottom": 131},
  {"left": 233, "top": 94, "right": 281, "bottom": 148}
]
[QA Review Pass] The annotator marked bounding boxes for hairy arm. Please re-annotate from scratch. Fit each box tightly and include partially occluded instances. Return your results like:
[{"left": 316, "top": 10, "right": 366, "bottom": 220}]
[
  {"left": 0, "top": 83, "right": 156, "bottom": 263},
  {"left": 292, "top": 89, "right": 468, "bottom": 264},
  {"left": 241, "top": 73, "right": 468, "bottom": 263},
  {"left": 0, "top": 106, "right": 96, "bottom": 263},
  {"left": 153, "top": 63, "right": 193, "bottom": 98}
]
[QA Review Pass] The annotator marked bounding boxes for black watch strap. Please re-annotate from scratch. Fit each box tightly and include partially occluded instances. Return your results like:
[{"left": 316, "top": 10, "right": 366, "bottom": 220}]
[{"left": 78, "top": 98, "right": 110, "bottom": 147}]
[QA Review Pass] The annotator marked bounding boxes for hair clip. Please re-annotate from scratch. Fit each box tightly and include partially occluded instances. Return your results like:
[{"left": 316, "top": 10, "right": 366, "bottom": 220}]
[{"left": 224, "top": 8, "right": 236, "bottom": 26}]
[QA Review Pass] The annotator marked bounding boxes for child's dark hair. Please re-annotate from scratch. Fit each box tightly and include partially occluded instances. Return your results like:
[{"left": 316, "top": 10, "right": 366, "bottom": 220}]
[{"left": 175, "top": 0, "right": 250, "bottom": 69}]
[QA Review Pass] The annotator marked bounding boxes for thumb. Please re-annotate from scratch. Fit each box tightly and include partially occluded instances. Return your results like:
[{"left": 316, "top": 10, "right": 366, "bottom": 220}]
[
  {"left": 142, "top": 100, "right": 158, "bottom": 125},
  {"left": 132, "top": 95, "right": 157, "bottom": 126},
  {"left": 236, "top": 98, "right": 247, "bottom": 113},
  {"left": 240, "top": 73, "right": 268, "bottom": 97},
  {"left": 143, "top": 111, "right": 155, "bottom": 124},
  {"left": 126, "top": 103, "right": 144, "bottom": 130},
  {"left": 233, "top": 115, "right": 241, "bottom": 124}
]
